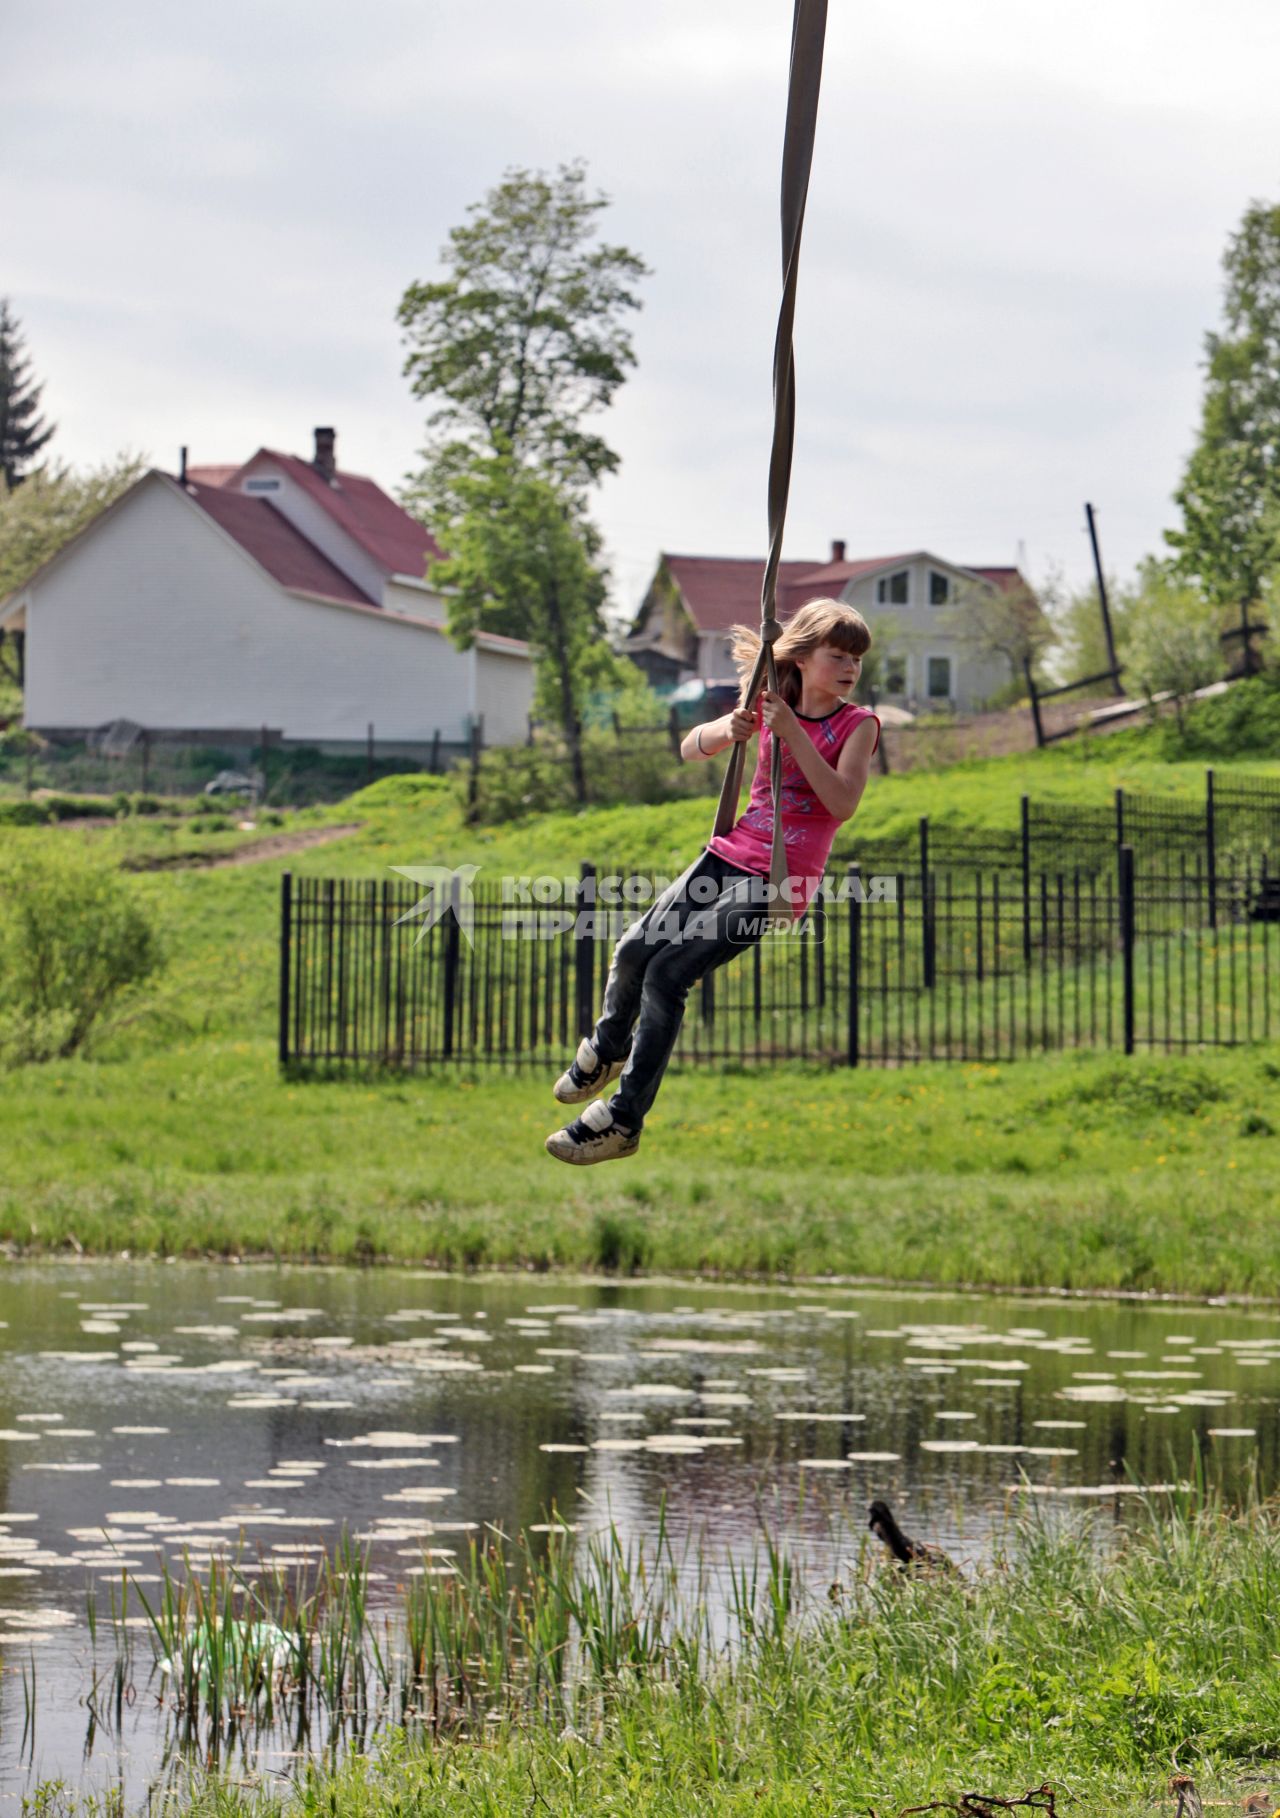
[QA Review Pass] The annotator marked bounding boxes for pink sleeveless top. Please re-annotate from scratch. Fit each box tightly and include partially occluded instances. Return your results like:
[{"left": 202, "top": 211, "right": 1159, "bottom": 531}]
[{"left": 707, "top": 702, "right": 880, "bottom": 915}]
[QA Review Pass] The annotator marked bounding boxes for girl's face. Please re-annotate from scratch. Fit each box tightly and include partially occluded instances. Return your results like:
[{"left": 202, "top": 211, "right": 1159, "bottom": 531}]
[{"left": 798, "top": 641, "right": 862, "bottom": 697}]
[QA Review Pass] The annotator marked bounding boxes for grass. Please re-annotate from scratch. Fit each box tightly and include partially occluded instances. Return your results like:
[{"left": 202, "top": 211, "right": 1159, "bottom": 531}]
[
  {"left": 0, "top": 725, "right": 1278, "bottom": 1290},
  {"left": 35, "top": 1494, "right": 1280, "bottom": 1815},
  {"left": 3, "top": 1038, "right": 1278, "bottom": 1293}
]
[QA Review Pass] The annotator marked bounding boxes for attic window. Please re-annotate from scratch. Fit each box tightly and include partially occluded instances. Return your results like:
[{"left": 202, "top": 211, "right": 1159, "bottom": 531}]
[
  {"left": 245, "top": 478, "right": 281, "bottom": 494},
  {"left": 876, "top": 569, "right": 909, "bottom": 605},
  {"left": 929, "top": 570, "right": 950, "bottom": 605}
]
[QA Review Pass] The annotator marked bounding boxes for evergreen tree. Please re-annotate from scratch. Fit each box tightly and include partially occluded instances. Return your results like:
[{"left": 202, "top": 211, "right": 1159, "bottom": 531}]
[
  {"left": 0, "top": 300, "right": 55, "bottom": 491},
  {"left": 1168, "top": 200, "right": 1280, "bottom": 611}
]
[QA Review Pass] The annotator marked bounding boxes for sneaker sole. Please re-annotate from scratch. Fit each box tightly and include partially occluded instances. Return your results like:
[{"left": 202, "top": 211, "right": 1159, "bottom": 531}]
[
  {"left": 544, "top": 1131, "right": 641, "bottom": 1165},
  {"left": 552, "top": 1057, "right": 629, "bottom": 1105}
]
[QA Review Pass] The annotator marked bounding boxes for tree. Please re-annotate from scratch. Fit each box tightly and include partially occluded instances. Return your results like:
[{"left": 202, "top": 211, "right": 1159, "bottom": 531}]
[
  {"left": 1122, "top": 559, "right": 1224, "bottom": 728},
  {"left": 398, "top": 162, "right": 649, "bottom": 498},
  {"left": 430, "top": 453, "right": 620, "bottom": 804},
  {"left": 1168, "top": 200, "right": 1280, "bottom": 612},
  {"left": 944, "top": 576, "right": 1056, "bottom": 685},
  {"left": 1053, "top": 578, "right": 1133, "bottom": 688},
  {"left": 0, "top": 300, "right": 55, "bottom": 490},
  {"left": 0, "top": 455, "right": 147, "bottom": 689}
]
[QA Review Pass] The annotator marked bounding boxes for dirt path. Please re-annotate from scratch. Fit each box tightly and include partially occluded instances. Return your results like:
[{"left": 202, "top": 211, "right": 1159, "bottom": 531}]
[
  {"left": 124, "top": 822, "right": 365, "bottom": 872},
  {"left": 202, "top": 822, "right": 364, "bottom": 867}
]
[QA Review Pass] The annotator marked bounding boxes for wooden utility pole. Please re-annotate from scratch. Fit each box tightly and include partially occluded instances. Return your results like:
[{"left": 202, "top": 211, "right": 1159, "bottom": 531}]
[{"left": 1084, "top": 503, "right": 1124, "bottom": 697}]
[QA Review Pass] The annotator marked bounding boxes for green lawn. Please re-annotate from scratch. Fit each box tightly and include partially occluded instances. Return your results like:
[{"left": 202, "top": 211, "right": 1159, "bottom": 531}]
[
  {"left": 3, "top": 1038, "right": 1277, "bottom": 1293},
  {"left": 1, "top": 726, "right": 1278, "bottom": 1290}
]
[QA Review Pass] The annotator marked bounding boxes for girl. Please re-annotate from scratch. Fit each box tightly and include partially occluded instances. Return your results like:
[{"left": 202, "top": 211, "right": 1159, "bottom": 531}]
[{"left": 545, "top": 598, "right": 880, "bottom": 1165}]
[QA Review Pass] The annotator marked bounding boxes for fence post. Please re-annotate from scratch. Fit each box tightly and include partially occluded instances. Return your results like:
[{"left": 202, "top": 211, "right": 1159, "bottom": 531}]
[
  {"left": 442, "top": 877, "right": 461, "bottom": 1060},
  {"left": 919, "top": 817, "right": 936, "bottom": 989},
  {"left": 1024, "top": 658, "right": 1045, "bottom": 748},
  {"left": 366, "top": 721, "right": 375, "bottom": 785},
  {"left": 278, "top": 872, "right": 292, "bottom": 1066},
  {"left": 1205, "top": 766, "right": 1218, "bottom": 931},
  {"left": 260, "top": 723, "right": 270, "bottom": 800},
  {"left": 1020, "top": 794, "right": 1032, "bottom": 966},
  {"left": 575, "top": 862, "right": 597, "bottom": 1038},
  {"left": 846, "top": 861, "right": 861, "bottom": 1067},
  {"left": 430, "top": 729, "right": 441, "bottom": 774},
  {"left": 668, "top": 705, "right": 682, "bottom": 760},
  {"left": 466, "top": 717, "right": 482, "bottom": 821},
  {"left": 1114, "top": 785, "right": 1126, "bottom": 855},
  {"left": 1119, "top": 843, "right": 1135, "bottom": 1056}
]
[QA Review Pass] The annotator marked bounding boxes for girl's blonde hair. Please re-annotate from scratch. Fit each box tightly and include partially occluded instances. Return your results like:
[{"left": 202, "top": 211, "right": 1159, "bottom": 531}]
[{"left": 729, "top": 598, "right": 871, "bottom": 709}]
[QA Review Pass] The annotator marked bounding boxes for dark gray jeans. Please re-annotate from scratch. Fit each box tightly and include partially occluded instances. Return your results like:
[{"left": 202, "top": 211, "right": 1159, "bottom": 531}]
[{"left": 592, "top": 849, "right": 771, "bottom": 1132}]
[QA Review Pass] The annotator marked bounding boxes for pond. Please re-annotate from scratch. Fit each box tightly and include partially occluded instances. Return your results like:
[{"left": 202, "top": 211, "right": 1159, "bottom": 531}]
[{"left": 2, "top": 1259, "right": 1280, "bottom": 1802}]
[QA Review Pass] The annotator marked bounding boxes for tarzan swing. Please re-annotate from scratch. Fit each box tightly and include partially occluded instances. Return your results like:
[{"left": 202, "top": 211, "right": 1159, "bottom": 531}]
[{"left": 710, "top": 0, "right": 830, "bottom": 903}]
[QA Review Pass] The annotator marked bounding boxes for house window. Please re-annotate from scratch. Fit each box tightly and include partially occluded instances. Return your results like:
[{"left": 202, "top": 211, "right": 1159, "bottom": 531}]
[
  {"left": 927, "top": 656, "right": 952, "bottom": 699},
  {"left": 884, "top": 655, "right": 906, "bottom": 693},
  {"left": 875, "top": 569, "right": 909, "bottom": 605},
  {"left": 929, "top": 570, "right": 950, "bottom": 605},
  {"left": 245, "top": 478, "right": 282, "bottom": 494}
]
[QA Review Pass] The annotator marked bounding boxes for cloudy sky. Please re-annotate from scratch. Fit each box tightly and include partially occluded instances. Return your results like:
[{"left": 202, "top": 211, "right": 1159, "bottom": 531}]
[{"left": 4, "top": 0, "right": 1278, "bottom": 618}]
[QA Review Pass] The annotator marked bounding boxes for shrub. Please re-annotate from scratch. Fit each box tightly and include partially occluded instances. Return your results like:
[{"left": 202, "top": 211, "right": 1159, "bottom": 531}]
[
  {"left": 460, "top": 728, "right": 720, "bottom": 824},
  {"left": 0, "top": 799, "right": 50, "bottom": 826},
  {"left": 0, "top": 845, "right": 163, "bottom": 1065},
  {"left": 1065, "top": 1059, "right": 1226, "bottom": 1117},
  {"left": 39, "top": 793, "right": 118, "bottom": 821},
  {"left": 1156, "top": 670, "right": 1280, "bottom": 758}
]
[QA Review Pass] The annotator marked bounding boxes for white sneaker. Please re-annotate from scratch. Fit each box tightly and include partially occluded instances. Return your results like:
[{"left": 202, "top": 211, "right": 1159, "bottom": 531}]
[
  {"left": 553, "top": 1037, "right": 630, "bottom": 1105},
  {"left": 545, "top": 1098, "right": 641, "bottom": 1166}
]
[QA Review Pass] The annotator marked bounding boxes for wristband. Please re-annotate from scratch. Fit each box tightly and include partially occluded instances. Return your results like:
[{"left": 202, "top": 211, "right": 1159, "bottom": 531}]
[{"left": 695, "top": 725, "right": 707, "bottom": 756}]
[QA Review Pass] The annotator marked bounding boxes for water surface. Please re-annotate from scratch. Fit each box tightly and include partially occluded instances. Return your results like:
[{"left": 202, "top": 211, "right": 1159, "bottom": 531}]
[{"left": 2, "top": 1259, "right": 1279, "bottom": 1801}]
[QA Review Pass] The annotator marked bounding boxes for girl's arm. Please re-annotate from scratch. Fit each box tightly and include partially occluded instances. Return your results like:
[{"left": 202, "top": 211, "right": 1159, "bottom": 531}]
[
  {"left": 760, "top": 698, "right": 878, "bottom": 820},
  {"left": 680, "top": 706, "right": 758, "bottom": 763}
]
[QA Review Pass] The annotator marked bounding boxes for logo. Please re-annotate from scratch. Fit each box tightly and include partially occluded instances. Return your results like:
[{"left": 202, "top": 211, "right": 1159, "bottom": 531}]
[{"left": 390, "top": 864, "right": 479, "bottom": 946}]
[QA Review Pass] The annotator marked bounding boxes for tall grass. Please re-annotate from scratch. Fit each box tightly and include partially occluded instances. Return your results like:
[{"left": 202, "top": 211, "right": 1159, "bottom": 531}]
[{"left": 48, "top": 1489, "right": 1280, "bottom": 1817}]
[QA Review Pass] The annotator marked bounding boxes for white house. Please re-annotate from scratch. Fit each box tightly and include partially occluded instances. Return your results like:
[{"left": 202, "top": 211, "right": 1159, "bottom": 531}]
[
  {"left": 0, "top": 428, "right": 534, "bottom": 749},
  {"left": 626, "top": 542, "right": 1032, "bottom": 713}
]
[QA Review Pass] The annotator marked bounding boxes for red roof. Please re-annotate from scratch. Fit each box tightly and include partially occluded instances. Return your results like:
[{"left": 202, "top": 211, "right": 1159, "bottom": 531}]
[
  {"left": 230, "top": 450, "right": 443, "bottom": 579},
  {"left": 779, "top": 555, "right": 916, "bottom": 618},
  {"left": 967, "top": 566, "right": 1025, "bottom": 595},
  {"left": 660, "top": 555, "right": 832, "bottom": 635},
  {"left": 186, "top": 481, "right": 377, "bottom": 607},
  {"left": 660, "top": 551, "right": 1028, "bottom": 631},
  {"left": 185, "top": 464, "right": 238, "bottom": 487}
]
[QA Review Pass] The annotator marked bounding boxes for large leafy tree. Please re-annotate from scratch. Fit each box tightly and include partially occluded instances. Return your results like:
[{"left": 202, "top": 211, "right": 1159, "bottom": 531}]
[
  {"left": 430, "top": 453, "right": 616, "bottom": 804},
  {"left": 398, "top": 162, "right": 648, "bottom": 496},
  {"left": 0, "top": 300, "right": 55, "bottom": 491},
  {"left": 1168, "top": 200, "right": 1280, "bottom": 612},
  {"left": 399, "top": 164, "right": 648, "bottom": 792}
]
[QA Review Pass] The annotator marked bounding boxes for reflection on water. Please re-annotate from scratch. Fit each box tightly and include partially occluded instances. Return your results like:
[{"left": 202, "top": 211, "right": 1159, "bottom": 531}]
[{"left": 1, "top": 1258, "right": 1279, "bottom": 1798}]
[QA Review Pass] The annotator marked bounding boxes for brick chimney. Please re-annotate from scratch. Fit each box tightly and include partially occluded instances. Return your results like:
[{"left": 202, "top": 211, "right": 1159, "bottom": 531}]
[
  {"left": 313, "top": 426, "right": 337, "bottom": 482},
  {"left": 830, "top": 538, "right": 846, "bottom": 563}
]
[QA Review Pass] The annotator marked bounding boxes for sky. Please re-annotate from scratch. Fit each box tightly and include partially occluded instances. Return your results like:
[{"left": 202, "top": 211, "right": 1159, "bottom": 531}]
[{"left": 3, "top": 0, "right": 1279, "bottom": 623}]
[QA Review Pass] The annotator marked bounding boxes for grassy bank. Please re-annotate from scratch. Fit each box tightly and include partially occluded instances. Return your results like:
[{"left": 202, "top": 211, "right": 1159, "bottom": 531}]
[
  {"left": 2, "top": 730, "right": 1279, "bottom": 1294},
  {"left": 3, "top": 1039, "right": 1278, "bottom": 1294},
  {"left": 42, "top": 1497, "right": 1280, "bottom": 1815}
]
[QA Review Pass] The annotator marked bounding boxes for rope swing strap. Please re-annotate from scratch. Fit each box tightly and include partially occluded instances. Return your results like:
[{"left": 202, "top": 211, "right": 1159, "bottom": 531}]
[{"left": 711, "top": 0, "right": 829, "bottom": 905}]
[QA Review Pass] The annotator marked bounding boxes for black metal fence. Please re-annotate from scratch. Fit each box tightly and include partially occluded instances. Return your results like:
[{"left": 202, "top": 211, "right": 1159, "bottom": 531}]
[
  {"left": 279, "top": 842, "right": 1280, "bottom": 1072},
  {"left": 839, "top": 769, "right": 1280, "bottom": 903}
]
